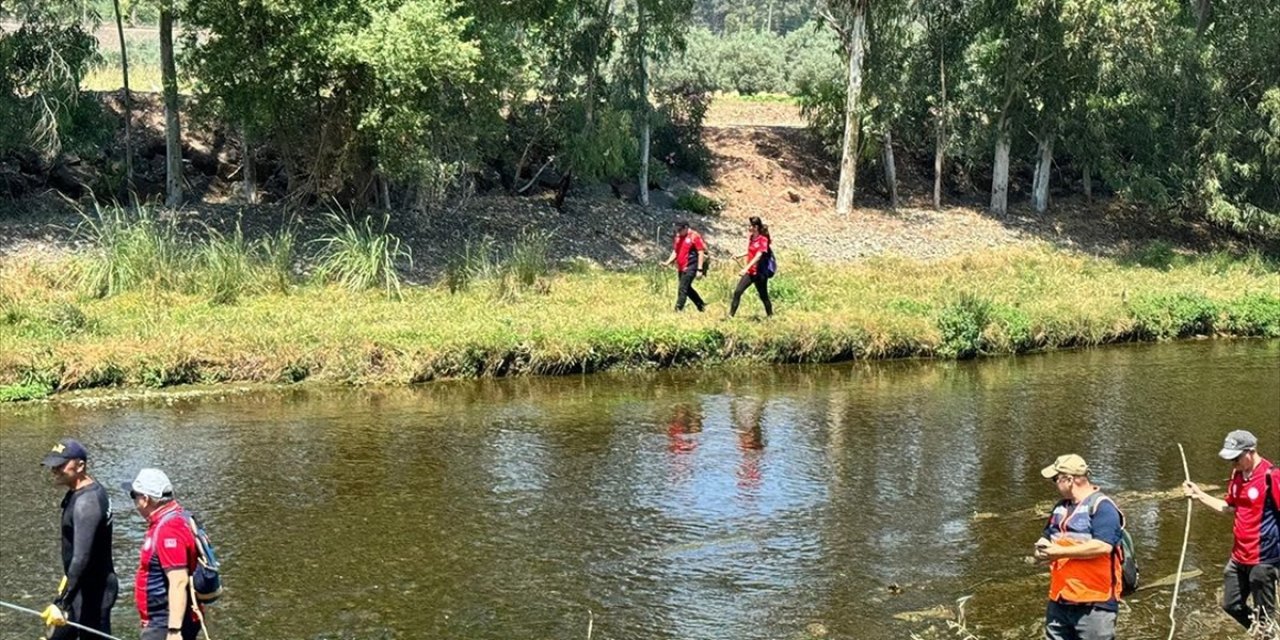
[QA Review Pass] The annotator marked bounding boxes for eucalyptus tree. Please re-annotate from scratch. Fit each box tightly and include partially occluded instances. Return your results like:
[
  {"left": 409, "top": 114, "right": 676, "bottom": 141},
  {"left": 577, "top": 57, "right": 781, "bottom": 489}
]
[
  {"left": 820, "top": 0, "right": 869, "bottom": 215},
  {"left": 159, "top": 0, "right": 180, "bottom": 205},
  {"left": 619, "top": 0, "right": 693, "bottom": 206},
  {"left": 0, "top": 0, "right": 99, "bottom": 161}
]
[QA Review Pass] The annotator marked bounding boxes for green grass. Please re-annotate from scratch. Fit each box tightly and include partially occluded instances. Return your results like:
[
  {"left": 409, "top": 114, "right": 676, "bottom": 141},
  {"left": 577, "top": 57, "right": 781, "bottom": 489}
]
[
  {"left": 312, "top": 211, "right": 412, "bottom": 297},
  {"left": 2, "top": 239, "right": 1279, "bottom": 397}
]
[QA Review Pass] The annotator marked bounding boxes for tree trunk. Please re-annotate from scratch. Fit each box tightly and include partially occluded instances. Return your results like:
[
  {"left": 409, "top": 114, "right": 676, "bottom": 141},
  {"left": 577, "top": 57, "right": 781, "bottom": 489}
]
[
  {"left": 1031, "top": 133, "right": 1053, "bottom": 214},
  {"left": 882, "top": 130, "right": 898, "bottom": 210},
  {"left": 129, "top": 2, "right": 138, "bottom": 27},
  {"left": 159, "top": 0, "right": 182, "bottom": 207},
  {"left": 834, "top": 1, "right": 867, "bottom": 216},
  {"left": 112, "top": 0, "right": 133, "bottom": 193},
  {"left": 989, "top": 122, "right": 1011, "bottom": 216},
  {"left": 933, "top": 51, "right": 945, "bottom": 211},
  {"left": 242, "top": 126, "right": 257, "bottom": 204},
  {"left": 636, "top": 2, "right": 650, "bottom": 206},
  {"left": 1082, "top": 163, "right": 1092, "bottom": 202},
  {"left": 379, "top": 174, "right": 391, "bottom": 209}
]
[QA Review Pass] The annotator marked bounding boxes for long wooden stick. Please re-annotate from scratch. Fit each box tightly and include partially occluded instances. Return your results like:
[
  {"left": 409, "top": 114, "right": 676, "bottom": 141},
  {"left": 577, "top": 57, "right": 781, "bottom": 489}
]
[{"left": 1168, "top": 443, "right": 1193, "bottom": 640}]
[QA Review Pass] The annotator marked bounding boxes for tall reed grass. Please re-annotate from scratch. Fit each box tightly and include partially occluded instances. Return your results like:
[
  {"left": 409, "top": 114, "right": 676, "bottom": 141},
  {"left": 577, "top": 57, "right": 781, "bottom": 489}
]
[
  {"left": 73, "top": 203, "right": 302, "bottom": 303},
  {"left": 312, "top": 211, "right": 412, "bottom": 297}
]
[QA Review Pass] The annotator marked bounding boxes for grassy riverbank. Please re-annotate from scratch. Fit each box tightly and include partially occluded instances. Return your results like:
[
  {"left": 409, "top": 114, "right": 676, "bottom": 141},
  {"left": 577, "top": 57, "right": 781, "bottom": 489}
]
[{"left": 3, "top": 231, "right": 1278, "bottom": 401}]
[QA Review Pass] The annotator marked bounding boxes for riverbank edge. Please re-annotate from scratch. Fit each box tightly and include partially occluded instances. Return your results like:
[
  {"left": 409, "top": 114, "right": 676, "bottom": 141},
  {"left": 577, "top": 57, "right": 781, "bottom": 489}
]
[
  {"left": 4, "top": 264, "right": 1278, "bottom": 403},
  {"left": 2, "top": 334, "right": 1278, "bottom": 408}
]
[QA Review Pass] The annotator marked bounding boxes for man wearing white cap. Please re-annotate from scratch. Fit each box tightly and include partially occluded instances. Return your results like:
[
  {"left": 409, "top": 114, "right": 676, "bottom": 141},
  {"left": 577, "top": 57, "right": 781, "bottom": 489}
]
[
  {"left": 123, "top": 469, "right": 202, "bottom": 640},
  {"left": 1184, "top": 429, "right": 1280, "bottom": 634}
]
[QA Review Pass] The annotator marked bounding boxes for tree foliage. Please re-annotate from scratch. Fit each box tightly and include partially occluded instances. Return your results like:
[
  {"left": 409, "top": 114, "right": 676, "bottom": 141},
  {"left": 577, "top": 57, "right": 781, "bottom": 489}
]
[{"left": 0, "top": 0, "right": 1276, "bottom": 234}]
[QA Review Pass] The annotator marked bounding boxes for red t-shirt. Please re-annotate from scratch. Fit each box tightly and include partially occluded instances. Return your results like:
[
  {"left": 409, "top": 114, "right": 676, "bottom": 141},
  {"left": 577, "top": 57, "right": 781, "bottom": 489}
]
[
  {"left": 673, "top": 231, "right": 706, "bottom": 273},
  {"left": 1224, "top": 458, "right": 1280, "bottom": 565},
  {"left": 746, "top": 234, "right": 770, "bottom": 276},
  {"left": 135, "top": 502, "right": 200, "bottom": 626}
]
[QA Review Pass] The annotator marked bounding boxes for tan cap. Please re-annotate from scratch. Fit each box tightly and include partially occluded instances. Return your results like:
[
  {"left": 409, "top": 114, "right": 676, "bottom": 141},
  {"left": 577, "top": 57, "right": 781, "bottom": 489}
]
[{"left": 1040, "top": 454, "right": 1089, "bottom": 479}]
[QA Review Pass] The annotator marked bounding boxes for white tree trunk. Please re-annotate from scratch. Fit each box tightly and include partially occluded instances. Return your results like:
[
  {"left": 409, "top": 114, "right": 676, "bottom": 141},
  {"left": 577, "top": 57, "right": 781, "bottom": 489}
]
[
  {"left": 1031, "top": 134, "right": 1053, "bottom": 214},
  {"left": 160, "top": 0, "right": 183, "bottom": 207},
  {"left": 933, "top": 54, "right": 945, "bottom": 211},
  {"left": 1083, "top": 163, "right": 1092, "bottom": 202},
  {"left": 242, "top": 128, "right": 257, "bottom": 204},
  {"left": 113, "top": 0, "right": 134, "bottom": 191},
  {"left": 636, "top": 2, "right": 650, "bottom": 206},
  {"left": 990, "top": 124, "right": 1011, "bottom": 216},
  {"left": 882, "top": 130, "right": 898, "bottom": 210},
  {"left": 834, "top": 3, "right": 867, "bottom": 216}
]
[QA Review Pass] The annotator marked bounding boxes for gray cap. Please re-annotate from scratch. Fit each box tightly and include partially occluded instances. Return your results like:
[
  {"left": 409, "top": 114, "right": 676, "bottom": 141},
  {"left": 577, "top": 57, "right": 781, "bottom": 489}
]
[
  {"left": 121, "top": 468, "right": 173, "bottom": 499},
  {"left": 1218, "top": 430, "right": 1258, "bottom": 460}
]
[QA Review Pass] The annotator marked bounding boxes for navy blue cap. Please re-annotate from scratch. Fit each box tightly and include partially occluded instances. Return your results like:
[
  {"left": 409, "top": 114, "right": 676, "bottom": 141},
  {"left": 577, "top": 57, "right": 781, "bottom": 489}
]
[{"left": 41, "top": 438, "right": 88, "bottom": 467}]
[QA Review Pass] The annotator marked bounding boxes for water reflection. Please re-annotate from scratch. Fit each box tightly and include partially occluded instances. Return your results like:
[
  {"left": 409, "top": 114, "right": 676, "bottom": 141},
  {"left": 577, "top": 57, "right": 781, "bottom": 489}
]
[{"left": 0, "top": 340, "right": 1276, "bottom": 640}]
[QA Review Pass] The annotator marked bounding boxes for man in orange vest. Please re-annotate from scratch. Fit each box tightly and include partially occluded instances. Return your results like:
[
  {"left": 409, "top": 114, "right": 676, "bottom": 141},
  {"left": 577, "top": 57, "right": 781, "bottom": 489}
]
[{"left": 1034, "top": 454, "right": 1123, "bottom": 640}]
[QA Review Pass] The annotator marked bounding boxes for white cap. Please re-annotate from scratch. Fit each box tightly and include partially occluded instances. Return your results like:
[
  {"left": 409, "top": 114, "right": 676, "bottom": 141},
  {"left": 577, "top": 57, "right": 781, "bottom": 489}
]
[{"left": 122, "top": 468, "right": 173, "bottom": 499}]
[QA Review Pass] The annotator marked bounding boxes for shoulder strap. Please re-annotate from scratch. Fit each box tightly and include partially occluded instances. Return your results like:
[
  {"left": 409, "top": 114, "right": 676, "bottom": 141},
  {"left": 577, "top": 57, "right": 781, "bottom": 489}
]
[
  {"left": 1089, "top": 493, "right": 1127, "bottom": 529},
  {"left": 1268, "top": 467, "right": 1280, "bottom": 511}
]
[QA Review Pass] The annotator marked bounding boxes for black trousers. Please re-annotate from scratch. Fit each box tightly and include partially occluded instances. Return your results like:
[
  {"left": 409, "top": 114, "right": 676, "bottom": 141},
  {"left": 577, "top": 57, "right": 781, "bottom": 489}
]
[
  {"left": 675, "top": 270, "right": 705, "bottom": 311},
  {"left": 1222, "top": 559, "right": 1279, "bottom": 631},
  {"left": 730, "top": 273, "right": 772, "bottom": 317},
  {"left": 140, "top": 614, "right": 202, "bottom": 640},
  {"left": 49, "top": 574, "right": 118, "bottom": 640}
]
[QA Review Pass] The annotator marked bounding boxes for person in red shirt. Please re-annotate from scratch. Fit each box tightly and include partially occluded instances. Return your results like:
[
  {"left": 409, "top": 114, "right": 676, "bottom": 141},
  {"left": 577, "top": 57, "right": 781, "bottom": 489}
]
[
  {"left": 662, "top": 220, "right": 707, "bottom": 312},
  {"left": 1184, "top": 429, "right": 1280, "bottom": 633},
  {"left": 122, "top": 468, "right": 205, "bottom": 640},
  {"left": 729, "top": 216, "right": 773, "bottom": 318}
]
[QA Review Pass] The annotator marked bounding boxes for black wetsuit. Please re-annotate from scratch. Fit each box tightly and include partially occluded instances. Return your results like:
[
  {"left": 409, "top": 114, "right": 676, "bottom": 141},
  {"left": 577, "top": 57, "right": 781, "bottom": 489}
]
[{"left": 52, "top": 482, "right": 118, "bottom": 640}]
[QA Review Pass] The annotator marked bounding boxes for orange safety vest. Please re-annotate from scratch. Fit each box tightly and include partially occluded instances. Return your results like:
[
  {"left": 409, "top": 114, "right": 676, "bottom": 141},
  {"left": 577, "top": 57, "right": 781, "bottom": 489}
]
[{"left": 1046, "top": 491, "right": 1123, "bottom": 604}]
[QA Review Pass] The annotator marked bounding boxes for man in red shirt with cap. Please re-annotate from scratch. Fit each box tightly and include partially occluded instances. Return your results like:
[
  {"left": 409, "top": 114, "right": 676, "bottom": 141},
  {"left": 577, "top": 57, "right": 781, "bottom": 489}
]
[
  {"left": 123, "top": 468, "right": 205, "bottom": 640},
  {"left": 662, "top": 220, "right": 707, "bottom": 312},
  {"left": 1184, "top": 429, "right": 1280, "bottom": 635}
]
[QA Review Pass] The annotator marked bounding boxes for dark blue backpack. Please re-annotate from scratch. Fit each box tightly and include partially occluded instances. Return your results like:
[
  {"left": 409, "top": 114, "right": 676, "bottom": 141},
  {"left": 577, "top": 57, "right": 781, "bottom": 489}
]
[
  {"left": 760, "top": 249, "right": 777, "bottom": 278},
  {"left": 186, "top": 513, "right": 223, "bottom": 603}
]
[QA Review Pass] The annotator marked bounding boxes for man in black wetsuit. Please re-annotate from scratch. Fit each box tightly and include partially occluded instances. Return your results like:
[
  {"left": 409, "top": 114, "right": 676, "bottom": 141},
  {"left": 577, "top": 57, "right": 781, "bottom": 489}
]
[{"left": 40, "top": 438, "right": 118, "bottom": 639}]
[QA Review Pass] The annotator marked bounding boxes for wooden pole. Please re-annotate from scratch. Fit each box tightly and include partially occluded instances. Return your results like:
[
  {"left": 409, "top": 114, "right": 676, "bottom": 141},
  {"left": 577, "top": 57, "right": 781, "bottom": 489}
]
[{"left": 1168, "top": 443, "right": 1193, "bottom": 640}]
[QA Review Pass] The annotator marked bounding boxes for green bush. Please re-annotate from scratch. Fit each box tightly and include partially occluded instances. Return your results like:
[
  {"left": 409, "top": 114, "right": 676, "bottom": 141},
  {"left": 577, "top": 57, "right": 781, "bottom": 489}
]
[
  {"left": 48, "top": 302, "right": 89, "bottom": 336},
  {"left": 1122, "top": 240, "right": 1181, "bottom": 271},
  {"left": 986, "top": 304, "right": 1034, "bottom": 353},
  {"left": 675, "top": 192, "right": 724, "bottom": 216},
  {"left": 1222, "top": 294, "right": 1280, "bottom": 337},
  {"left": 719, "top": 31, "right": 788, "bottom": 95},
  {"left": 936, "top": 293, "right": 994, "bottom": 359},
  {"left": 652, "top": 82, "right": 713, "bottom": 180},
  {"left": 1127, "top": 291, "right": 1218, "bottom": 339}
]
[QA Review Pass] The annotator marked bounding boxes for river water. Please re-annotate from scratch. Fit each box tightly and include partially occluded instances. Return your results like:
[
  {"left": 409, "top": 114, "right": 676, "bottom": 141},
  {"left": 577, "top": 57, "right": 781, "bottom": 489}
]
[{"left": 1, "top": 340, "right": 1278, "bottom": 640}]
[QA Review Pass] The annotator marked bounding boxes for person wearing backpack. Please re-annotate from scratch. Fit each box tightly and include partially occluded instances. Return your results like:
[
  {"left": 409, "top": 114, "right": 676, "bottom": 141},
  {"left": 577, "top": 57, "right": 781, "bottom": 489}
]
[
  {"left": 123, "top": 468, "right": 205, "bottom": 640},
  {"left": 1034, "top": 454, "right": 1124, "bottom": 640},
  {"left": 729, "top": 216, "right": 773, "bottom": 318},
  {"left": 1183, "top": 429, "right": 1279, "bottom": 635}
]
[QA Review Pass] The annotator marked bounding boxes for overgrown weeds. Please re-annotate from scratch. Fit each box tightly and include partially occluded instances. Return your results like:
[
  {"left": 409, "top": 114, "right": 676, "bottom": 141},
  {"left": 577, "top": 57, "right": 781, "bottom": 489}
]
[
  {"left": 78, "top": 202, "right": 184, "bottom": 297},
  {"left": 312, "top": 211, "right": 412, "bottom": 297},
  {"left": 73, "top": 203, "right": 303, "bottom": 304},
  {"left": 443, "top": 231, "right": 553, "bottom": 299},
  {"left": 3, "top": 245, "right": 1278, "bottom": 396}
]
